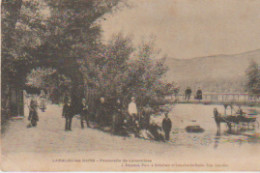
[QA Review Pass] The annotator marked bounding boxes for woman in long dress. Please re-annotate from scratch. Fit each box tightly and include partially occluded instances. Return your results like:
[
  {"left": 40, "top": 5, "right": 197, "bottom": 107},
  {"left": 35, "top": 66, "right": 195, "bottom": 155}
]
[{"left": 28, "top": 98, "right": 39, "bottom": 127}]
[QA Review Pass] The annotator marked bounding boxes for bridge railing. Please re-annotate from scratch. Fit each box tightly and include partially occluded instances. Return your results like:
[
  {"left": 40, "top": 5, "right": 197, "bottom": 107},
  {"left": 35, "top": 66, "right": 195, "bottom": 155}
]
[{"left": 170, "top": 93, "right": 260, "bottom": 104}]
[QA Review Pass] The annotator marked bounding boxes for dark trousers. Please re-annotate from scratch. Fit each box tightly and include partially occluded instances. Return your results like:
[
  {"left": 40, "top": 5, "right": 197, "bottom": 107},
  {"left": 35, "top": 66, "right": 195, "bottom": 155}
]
[
  {"left": 185, "top": 94, "right": 191, "bottom": 100},
  {"left": 65, "top": 117, "right": 72, "bottom": 131},
  {"left": 81, "top": 114, "right": 90, "bottom": 128},
  {"left": 164, "top": 130, "right": 170, "bottom": 140},
  {"left": 97, "top": 110, "right": 106, "bottom": 126}
]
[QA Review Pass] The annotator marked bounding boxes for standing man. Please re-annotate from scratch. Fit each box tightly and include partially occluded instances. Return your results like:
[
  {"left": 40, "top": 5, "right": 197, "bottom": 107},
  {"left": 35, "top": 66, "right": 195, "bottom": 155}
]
[
  {"left": 97, "top": 96, "right": 106, "bottom": 126},
  {"left": 196, "top": 87, "right": 203, "bottom": 102},
  {"left": 185, "top": 87, "right": 192, "bottom": 101},
  {"left": 162, "top": 113, "right": 172, "bottom": 141},
  {"left": 128, "top": 97, "right": 140, "bottom": 136},
  {"left": 62, "top": 97, "right": 73, "bottom": 131},
  {"left": 80, "top": 98, "right": 90, "bottom": 129},
  {"left": 128, "top": 97, "right": 138, "bottom": 122},
  {"left": 112, "top": 98, "right": 122, "bottom": 134}
]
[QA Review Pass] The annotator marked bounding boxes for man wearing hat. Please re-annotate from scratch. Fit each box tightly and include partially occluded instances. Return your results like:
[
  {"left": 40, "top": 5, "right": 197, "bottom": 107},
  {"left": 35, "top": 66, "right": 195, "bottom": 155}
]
[
  {"left": 162, "top": 112, "right": 172, "bottom": 141},
  {"left": 62, "top": 97, "right": 73, "bottom": 131}
]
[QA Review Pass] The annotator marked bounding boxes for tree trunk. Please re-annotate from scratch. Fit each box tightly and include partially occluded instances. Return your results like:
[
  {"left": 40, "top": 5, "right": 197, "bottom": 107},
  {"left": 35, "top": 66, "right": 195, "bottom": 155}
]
[
  {"left": 1, "top": 0, "right": 23, "bottom": 122},
  {"left": 2, "top": 0, "right": 23, "bottom": 48}
]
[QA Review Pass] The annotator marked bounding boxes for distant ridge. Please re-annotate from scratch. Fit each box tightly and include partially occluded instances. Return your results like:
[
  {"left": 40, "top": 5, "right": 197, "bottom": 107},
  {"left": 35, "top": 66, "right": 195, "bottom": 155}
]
[
  {"left": 170, "top": 49, "right": 260, "bottom": 61},
  {"left": 165, "top": 49, "right": 260, "bottom": 92}
]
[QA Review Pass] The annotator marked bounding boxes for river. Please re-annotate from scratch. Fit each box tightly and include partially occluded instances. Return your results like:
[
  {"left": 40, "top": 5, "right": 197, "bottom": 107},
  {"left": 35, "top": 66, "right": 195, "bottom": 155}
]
[{"left": 151, "top": 104, "right": 260, "bottom": 149}]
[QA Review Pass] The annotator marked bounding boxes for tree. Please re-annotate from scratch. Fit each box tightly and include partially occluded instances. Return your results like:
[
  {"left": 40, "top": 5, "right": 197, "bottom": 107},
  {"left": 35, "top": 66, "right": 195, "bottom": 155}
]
[
  {"left": 82, "top": 34, "right": 174, "bottom": 119},
  {"left": 246, "top": 61, "right": 260, "bottom": 96},
  {"left": 1, "top": 0, "right": 122, "bottom": 123},
  {"left": 79, "top": 33, "right": 135, "bottom": 116},
  {"left": 2, "top": 0, "right": 23, "bottom": 121},
  {"left": 31, "top": 0, "right": 121, "bottom": 114},
  {"left": 26, "top": 67, "right": 72, "bottom": 103},
  {"left": 128, "top": 40, "right": 172, "bottom": 113},
  {"left": 1, "top": 0, "right": 46, "bottom": 123}
]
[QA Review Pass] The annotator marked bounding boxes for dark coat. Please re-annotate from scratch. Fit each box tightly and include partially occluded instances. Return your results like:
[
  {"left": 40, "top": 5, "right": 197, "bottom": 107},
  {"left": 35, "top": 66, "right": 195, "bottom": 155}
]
[
  {"left": 196, "top": 89, "right": 203, "bottom": 100},
  {"left": 97, "top": 101, "right": 110, "bottom": 124},
  {"left": 62, "top": 104, "right": 73, "bottom": 118},
  {"left": 162, "top": 117, "right": 172, "bottom": 132},
  {"left": 114, "top": 101, "right": 123, "bottom": 113},
  {"left": 185, "top": 88, "right": 192, "bottom": 95},
  {"left": 80, "top": 103, "right": 88, "bottom": 115},
  {"left": 99, "top": 102, "right": 106, "bottom": 114}
]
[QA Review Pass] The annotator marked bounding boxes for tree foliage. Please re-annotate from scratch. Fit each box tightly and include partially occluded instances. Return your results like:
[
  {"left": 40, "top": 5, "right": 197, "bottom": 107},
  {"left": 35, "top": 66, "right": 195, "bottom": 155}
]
[
  {"left": 2, "top": 0, "right": 174, "bottom": 124},
  {"left": 2, "top": 0, "right": 46, "bottom": 87},
  {"left": 246, "top": 61, "right": 260, "bottom": 96},
  {"left": 2, "top": 0, "right": 47, "bottom": 122},
  {"left": 81, "top": 34, "right": 174, "bottom": 115},
  {"left": 2, "top": 0, "right": 122, "bottom": 117}
]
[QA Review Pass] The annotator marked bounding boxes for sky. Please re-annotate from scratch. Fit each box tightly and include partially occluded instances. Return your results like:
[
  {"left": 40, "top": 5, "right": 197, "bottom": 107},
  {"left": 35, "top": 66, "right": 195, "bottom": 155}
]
[{"left": 101, "top": 0, "right": 260, "bottom": 59}]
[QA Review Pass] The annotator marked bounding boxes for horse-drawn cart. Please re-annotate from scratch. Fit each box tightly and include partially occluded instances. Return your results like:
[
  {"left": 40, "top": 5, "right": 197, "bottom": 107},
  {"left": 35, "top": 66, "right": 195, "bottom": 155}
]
[{"left": 214, "top": 105, "right": 259, "bottom": 132}]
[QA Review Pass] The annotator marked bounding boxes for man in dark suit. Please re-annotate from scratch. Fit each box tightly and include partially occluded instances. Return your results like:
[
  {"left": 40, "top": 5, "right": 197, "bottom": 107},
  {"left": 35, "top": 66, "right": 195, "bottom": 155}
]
[
  {"left": 80, "top": 98, "right": 90, "bottom": 129},
  {"left": 185, "top": 87, "right": 192, "bottom": 101},
  {"left": 62, "top": 98, "right": 73, "bottom": 131},
  {"left": 196, "top": 87, "right": 203, "bottom": 102},
  {"left": 162, "top": 113, "right": 172, "bottom": 141}
]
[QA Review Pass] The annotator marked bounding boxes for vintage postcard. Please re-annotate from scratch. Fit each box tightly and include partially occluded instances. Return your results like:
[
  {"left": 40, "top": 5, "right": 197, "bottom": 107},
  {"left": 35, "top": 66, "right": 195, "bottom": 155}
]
[{"left": 1, "top": 0, "right": 260, "bottom": 171}]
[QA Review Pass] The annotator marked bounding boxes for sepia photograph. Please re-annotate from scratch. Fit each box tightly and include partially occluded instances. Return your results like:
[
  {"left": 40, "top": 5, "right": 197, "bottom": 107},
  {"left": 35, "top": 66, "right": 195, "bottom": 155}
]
[{"left": 1, "top": 0, "right": 260, "bottom": 171}]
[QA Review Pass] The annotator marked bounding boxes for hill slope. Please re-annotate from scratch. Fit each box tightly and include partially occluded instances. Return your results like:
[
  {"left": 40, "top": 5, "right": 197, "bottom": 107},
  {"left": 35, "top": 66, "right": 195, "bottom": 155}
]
[{"left": 165, "top": 49, "right": 260, "bottom": 92}]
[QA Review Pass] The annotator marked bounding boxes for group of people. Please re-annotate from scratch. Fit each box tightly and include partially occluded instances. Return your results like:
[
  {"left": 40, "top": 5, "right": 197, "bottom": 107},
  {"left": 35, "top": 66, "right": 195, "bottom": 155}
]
[
  {"left": 61, "top": 96, "right": 144, "bottom": 132},
  {"left": 61, "top": 96, "right": 133, "bottom": 132},
  {"left": 61, "top": 96, "right": 173, "bottom": 141},
  {"left": 26, "top": 94, "right": 173, "bottom": 141},
  {"left": 185, "top": 87, "right": 203, "bottom": 101}
]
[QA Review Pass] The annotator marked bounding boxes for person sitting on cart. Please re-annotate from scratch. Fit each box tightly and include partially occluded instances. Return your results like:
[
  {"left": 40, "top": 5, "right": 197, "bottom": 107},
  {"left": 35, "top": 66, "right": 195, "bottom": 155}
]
[{"left": 237, "top": 106, "right": 245, "bottom": 117}]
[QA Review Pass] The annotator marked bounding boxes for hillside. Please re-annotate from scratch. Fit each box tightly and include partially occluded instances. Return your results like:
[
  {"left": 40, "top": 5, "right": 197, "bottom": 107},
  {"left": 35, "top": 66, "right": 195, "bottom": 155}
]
[{"left": 165, "top": 49, "right": 260, "bottom": 93}]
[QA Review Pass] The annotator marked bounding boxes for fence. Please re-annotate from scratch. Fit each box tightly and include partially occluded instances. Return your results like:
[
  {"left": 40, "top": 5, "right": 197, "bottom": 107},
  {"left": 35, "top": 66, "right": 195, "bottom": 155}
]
[{"left": 172, "top": 93, "right": 260, "bottom": 104}]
